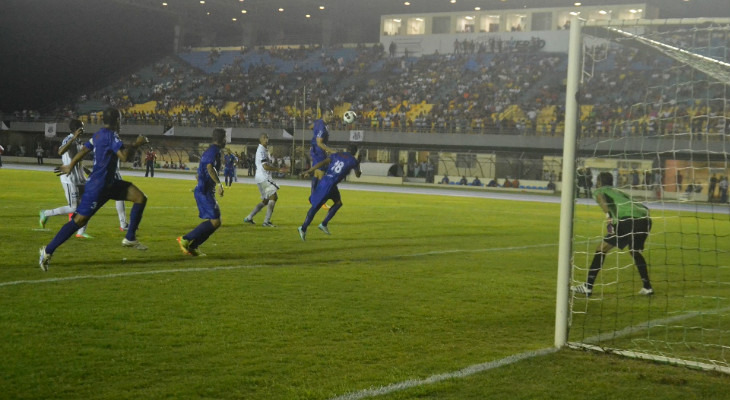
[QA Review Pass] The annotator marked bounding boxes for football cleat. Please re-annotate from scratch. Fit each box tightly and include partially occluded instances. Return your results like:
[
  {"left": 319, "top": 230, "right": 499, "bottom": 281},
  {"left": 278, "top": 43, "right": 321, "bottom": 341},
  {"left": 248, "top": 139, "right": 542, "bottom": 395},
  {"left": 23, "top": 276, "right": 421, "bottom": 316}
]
[
  {"left": 120, "top": 223, "right": 129, "bottom": 231},
  {"left": 571, "top": 283, "right": 592, "bottom": 296},
  {"left": 317, "top": 223, "right": 330, "bottom": 235},
  {"left": 122, "top": 238, "right": 148, "bottom": 250},
  {"left": 38, "top": 247, "right": 51, "bottom": 272},
  {"left": 39, "top": 211, "right": 48, "bottom": 228},
  {"left": 75, "top": 233, "right": 94, "bottom": 239},
  {"left": 262, "top": 221, "right": 277, "bottom": 228},
  {"left": 177, "top": 236, "right": 192, "bottom": 255},
  {"left": 321, "top": 203, "right": 331, "bottom": 210},
  {"left": 177, "top": 237, "right": 204, "bottom": 257},
  {"left": 638, "top": 288, "right": 654, "bottom": 296},
  {"left": 243, "top": 217, "right": 255, "bottom": 225},
  {"left": 298, "top": 226, "right": 306, "bottom": 241}
]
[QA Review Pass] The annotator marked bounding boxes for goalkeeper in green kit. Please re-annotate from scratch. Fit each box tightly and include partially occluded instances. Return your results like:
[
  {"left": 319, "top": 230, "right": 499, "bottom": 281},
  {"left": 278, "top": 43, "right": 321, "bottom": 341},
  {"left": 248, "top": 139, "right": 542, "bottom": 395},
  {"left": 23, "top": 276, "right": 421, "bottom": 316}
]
[{"left": 572, "top": 171, "right": 654, "bottom": 297}]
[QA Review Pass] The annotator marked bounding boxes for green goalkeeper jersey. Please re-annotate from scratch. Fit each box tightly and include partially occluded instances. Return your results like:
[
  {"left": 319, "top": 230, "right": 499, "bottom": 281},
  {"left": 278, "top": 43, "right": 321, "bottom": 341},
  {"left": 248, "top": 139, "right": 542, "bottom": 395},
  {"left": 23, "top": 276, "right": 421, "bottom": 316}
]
[{"left": 593, "top": 186, "right": 649, "bottom": 223}]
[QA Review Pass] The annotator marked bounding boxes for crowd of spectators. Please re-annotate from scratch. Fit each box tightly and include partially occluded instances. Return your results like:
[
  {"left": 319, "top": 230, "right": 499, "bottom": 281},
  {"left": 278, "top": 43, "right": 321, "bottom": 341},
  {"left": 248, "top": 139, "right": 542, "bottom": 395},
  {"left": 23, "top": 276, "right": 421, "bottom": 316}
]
[{"left": 4, "top": 31, "right": 729, "bottom": 139}]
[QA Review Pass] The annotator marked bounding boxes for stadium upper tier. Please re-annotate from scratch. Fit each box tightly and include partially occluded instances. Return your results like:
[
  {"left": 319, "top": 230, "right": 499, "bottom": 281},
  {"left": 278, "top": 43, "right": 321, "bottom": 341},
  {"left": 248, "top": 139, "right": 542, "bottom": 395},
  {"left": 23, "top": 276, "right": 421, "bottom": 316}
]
[{"left": 60, "top": 41, "right": 729, "bottom": 137}]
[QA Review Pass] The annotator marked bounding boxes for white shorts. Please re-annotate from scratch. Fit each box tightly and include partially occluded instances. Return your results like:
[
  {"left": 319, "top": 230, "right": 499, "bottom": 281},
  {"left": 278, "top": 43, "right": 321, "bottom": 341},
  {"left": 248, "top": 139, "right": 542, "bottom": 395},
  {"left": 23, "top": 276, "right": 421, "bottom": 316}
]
[
  {"left": 257, "top": 179, "right": 279, "bottom": 199},
  {"left": 62, "top": 182, "right": 84, "bottom": 208}
]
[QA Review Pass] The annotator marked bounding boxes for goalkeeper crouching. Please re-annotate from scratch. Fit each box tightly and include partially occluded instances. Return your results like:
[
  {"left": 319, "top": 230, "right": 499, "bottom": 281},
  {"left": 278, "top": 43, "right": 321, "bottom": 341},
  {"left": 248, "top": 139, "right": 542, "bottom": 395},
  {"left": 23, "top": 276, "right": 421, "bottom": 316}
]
[{"left": 572, "top": 171, "right": 654, "bottom": 297}]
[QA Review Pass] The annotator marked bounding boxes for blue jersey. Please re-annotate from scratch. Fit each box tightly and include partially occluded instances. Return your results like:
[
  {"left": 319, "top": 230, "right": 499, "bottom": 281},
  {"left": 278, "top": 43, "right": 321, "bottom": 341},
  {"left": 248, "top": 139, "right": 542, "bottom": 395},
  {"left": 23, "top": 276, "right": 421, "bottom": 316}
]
[
  {"left": 310, "top": 119, "right": 329, "bottom": 165},
  {"left": 197, "top": 144, "right": 222, "bottom": 193},
  {"left": 323, "top": 151, "right": 359, "bottom": 184},
  {"left": 84, "top": 127, "right": 124, "bottom": 187},
  {"left": 224, "top": 153, "right": 237, "bottom": 173}
]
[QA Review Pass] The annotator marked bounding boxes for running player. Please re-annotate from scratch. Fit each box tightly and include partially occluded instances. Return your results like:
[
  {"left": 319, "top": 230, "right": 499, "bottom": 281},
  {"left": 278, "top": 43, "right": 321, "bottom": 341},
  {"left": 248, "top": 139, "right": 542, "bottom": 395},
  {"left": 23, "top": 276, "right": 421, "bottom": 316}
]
[
  {"left": 572, "top": 171, "right": 654, "bottom": 296},
  {"left": 297, "top": 144, "right": 361, "bottom": 241},
  {"left": 177, "top": 128, "right": 226, "bottom": 257},
  {"left": 310, "top": 110, "right": 337, "bottom": 208},
  {"left": 38, "top": 107, "right": 150, "bottom": 271},
  {"left": 39, "top": 119, "right": 93, "bottom": 238},
  {"left": 243, "top": 133, "right": 281, "bottom": 227}
]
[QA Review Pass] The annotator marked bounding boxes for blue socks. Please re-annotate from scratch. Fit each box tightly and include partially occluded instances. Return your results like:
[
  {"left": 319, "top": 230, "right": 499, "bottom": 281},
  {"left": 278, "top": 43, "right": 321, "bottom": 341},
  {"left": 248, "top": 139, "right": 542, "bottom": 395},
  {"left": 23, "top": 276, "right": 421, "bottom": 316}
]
[
  {"left": 46, "top": 220, "right": 81, "bottom": 254},
  {"left": 125, "top": 199, "right": 147, "bottom": 241},
  {"left": 183, "top": 220, "right": 217, "bottom": 249},
  {"left": 321, "top": 203, "right": 342, "bottom": 226}
]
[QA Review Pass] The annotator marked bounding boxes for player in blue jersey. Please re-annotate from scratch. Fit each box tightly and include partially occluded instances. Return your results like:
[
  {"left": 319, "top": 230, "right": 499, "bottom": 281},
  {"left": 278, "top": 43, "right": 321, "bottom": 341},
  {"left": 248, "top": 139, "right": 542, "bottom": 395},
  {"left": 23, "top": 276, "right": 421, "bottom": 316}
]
[
  {"left": 177, "top": 128, "right": 227, "bottom": 256},
  {"left": 223, "top": 151, "right": 237, "bottom": 187},
  {"left": 310, "top": 110, "right": 337, "bottom": 207},
  {"left": 297, "top": 144, "right": 361, "bottom": 241},
  {"left": 39, "top": 107, "right": 150, "bottom": 271}
]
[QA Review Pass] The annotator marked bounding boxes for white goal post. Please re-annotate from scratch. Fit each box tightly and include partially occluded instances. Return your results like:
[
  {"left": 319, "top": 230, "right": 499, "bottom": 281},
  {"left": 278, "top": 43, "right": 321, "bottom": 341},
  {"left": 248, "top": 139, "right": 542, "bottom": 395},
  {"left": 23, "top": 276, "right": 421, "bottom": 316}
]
[{"left": 555, "top": 16, "right": 730, "bottom": 374}]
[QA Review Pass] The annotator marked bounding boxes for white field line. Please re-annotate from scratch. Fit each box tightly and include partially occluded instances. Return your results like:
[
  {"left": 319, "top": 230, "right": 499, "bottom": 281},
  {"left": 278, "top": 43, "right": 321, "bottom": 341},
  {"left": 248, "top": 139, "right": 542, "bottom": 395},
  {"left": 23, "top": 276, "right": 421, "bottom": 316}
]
[
  {"left": 327, "top": 303, "right": 730, "bottom": 400},
  {"left": 328, "top": 347, "right": 558, "bottom": 400},
  {"left": 1, "top": 242, "right": 561, "bottom": 400},
  {"left": 0, "top": 243, "right": 558, "bottom": 288}
]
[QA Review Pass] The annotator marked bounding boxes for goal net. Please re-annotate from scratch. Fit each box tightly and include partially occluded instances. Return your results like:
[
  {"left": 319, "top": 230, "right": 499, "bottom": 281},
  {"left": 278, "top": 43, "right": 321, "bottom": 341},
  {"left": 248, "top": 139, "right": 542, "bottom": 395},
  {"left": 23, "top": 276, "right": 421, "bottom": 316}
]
[{"left": 556, "top": 17, "right": 730, "bottom": 373}]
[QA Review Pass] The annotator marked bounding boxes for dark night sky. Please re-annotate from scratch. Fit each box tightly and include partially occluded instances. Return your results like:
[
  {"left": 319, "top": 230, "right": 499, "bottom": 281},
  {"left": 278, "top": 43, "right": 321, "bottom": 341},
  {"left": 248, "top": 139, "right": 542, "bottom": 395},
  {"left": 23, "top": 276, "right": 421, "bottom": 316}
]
[
  {"left": 0, "top": 0, "right": 175, "bottom": 112},
  {"left": 1, "top": 0, "right": 728, "bottom": 113}
]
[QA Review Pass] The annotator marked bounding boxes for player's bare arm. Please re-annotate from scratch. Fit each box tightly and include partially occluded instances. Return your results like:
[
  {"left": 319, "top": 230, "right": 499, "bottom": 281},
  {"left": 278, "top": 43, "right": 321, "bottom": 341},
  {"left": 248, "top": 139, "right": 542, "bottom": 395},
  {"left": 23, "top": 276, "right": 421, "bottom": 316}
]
[
  {"left": 117, "top": 135, "right": 149, "bottom": 162},
  {"left": 316, "top": 137, "right": 336, "bottom": 154},
  {"left": 301, "top": 158, "right": 331, "bottom": 177},
  {"left": 57, "top": 127, "right": 83, "bottom": 156},
  {"left": 262, "top": 160, "right": 280, "bottom": 172},
  {"left": 55, "top": 146, "right": 91, "bottom": 176},
  {"left": 595, "top": 193, "right": 611, "bottom": 215},
  {"left": 207, "top": 163, "right": 224, "bottom": 197}
]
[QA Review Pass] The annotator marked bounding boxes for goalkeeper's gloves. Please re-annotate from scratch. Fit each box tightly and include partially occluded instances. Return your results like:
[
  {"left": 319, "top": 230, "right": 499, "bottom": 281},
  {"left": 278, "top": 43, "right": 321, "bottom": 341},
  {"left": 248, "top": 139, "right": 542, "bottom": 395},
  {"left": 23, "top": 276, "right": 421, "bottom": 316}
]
[{"left": 606, "top": 213, "right": 615, "bottom": 234}]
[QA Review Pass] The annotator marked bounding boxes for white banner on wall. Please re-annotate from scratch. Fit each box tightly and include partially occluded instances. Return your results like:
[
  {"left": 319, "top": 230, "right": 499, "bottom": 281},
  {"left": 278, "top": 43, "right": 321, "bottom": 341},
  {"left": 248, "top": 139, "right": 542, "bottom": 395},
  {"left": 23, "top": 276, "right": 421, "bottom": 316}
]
[
  {"left": 349, "top": 130, "right": 364, "bottom": 142},
  {"left": 45, "top": 123, "right": 57, "bottom": 138}
]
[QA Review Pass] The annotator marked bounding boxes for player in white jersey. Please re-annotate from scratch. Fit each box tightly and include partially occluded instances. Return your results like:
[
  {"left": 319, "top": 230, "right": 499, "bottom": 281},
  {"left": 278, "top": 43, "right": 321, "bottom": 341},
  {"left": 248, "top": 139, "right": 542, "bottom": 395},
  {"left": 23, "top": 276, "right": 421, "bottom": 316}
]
[
  {"left": 243, "top": 133, "right": 281, "bottom": 227},
  {"left": 39, "top": 119, "right": 92, "bottom": 238}
]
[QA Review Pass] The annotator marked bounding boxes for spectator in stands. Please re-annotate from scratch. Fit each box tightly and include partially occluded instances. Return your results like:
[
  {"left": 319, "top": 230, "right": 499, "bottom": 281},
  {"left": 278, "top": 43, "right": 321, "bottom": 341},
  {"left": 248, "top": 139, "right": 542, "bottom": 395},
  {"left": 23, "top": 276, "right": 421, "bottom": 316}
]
[
  {"left": 512, "top": 178, "right": 520, "bottom": 188},
  {"left": 708, "top": 174, "right": 718, "bottom": 202},
  {"left": 459, "top": 176, "right": 468, "bottom": 185},
  {"left": 503, "top": 178, "right": 512, "bottom": 188},
  {"left": 719, "top": 176, "right": 728, "bottom": 203},
  {"left": 584, "top": 168, "right": 593, "bottom": 198},
  {"left": 145, "top": 148, "right": 157, "bottom": 177},
  {"left": 36, "top": 143, "right": 44, "bottom": 165},
  {"left": 470, "top": 177, "right": 482, "bottom": 186},
  {"left": 547, "top": 180, "right": 556, "bottom": 191},
  {"left": 439, "top": 175, "right": 449, "bottom": 184},
  {"left": 486, "top": 178, "right": 499, "bottom": 187}
]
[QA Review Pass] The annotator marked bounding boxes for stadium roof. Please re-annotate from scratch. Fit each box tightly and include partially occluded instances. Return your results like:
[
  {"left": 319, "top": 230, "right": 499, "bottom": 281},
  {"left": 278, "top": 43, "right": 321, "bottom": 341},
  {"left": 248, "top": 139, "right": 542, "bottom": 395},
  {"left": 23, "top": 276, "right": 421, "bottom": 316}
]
[
  {"left": 2, "top": 0, "right": 729, "bottom": 111},
  {"left": 108, "top": 0, "right": 730, "bottom": 45}
]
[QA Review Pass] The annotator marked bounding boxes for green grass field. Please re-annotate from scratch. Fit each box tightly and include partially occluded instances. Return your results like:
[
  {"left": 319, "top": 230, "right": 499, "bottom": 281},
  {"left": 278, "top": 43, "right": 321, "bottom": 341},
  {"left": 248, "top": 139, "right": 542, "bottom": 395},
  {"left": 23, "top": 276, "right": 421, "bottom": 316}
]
[{"left": 1, "top": 168, "right": 728, "bottom": 399}]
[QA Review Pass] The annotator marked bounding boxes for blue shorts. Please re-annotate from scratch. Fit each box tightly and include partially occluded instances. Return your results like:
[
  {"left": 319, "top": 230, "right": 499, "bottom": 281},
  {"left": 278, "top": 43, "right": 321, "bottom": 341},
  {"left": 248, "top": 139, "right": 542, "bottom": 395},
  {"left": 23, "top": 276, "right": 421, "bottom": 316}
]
[
  {"left": 194, "top": 188, "right": 220, "bottom": 220},
  {"left": 310, "top": 178, "right": 340, "bottom": 207},
  {"left": 76, "top": 179, "right": 131, "bottom": 217}
]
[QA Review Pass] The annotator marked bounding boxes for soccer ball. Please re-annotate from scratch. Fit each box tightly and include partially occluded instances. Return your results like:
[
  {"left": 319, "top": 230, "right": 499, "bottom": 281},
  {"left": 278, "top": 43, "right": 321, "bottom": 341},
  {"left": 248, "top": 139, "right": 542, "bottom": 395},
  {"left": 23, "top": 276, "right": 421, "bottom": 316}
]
[{"left": 343, "top": 110, "right": 357, "bottom": 124}]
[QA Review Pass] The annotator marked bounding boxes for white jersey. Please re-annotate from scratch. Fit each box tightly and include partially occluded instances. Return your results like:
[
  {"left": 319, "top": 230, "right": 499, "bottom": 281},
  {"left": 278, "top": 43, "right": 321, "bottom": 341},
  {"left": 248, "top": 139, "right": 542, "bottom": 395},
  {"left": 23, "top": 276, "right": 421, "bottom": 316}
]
[
  {"left": 60, "top": 133, "right": 86, "bottom": 185},
  {"left": 254, "top": 143, "right": 274, "bottom": 183}
]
